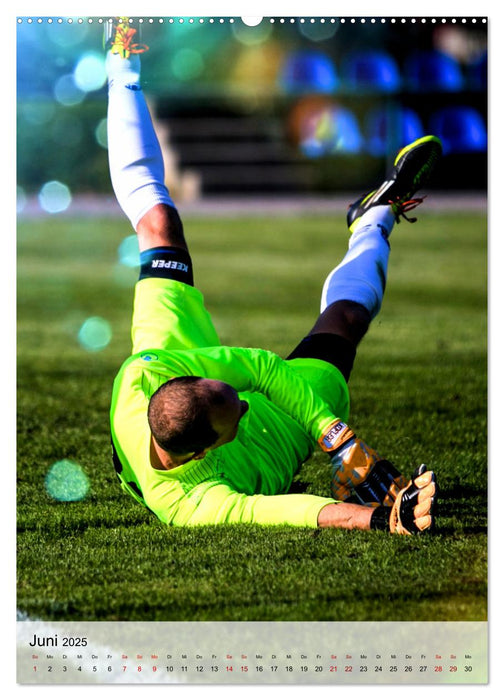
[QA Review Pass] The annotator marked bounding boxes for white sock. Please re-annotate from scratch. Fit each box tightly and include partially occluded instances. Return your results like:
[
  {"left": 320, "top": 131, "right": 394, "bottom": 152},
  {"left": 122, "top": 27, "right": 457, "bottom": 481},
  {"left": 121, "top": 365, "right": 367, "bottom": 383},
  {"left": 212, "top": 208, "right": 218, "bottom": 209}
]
[
  {"left": 321, "top": 205, "right": 396, "bottom": 319},
  {"left": 106, "top": 52, "right": 175, "bottom": 230}
]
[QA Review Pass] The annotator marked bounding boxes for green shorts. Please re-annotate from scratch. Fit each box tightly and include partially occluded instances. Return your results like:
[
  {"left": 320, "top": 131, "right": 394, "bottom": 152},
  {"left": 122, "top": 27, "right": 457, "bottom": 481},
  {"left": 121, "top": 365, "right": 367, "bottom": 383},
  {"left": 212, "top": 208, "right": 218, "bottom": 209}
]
[{"left": 131, "top": 277, "right": 349, "bottom": 419}]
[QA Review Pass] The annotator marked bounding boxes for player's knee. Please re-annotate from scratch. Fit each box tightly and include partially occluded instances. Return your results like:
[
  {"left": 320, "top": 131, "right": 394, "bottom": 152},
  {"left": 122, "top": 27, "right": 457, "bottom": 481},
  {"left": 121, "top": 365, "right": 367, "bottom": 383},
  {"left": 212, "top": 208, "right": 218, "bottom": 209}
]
[{"left": 316, "top": 300, "right": 371, "bottom": 346}]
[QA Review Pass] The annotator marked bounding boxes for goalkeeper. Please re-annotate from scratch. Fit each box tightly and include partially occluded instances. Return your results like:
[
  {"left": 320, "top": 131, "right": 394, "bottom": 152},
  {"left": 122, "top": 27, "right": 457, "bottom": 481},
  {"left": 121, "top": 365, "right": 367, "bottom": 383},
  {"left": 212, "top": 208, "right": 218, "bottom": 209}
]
[{"left": 106, "top": 19, "right": 440, "bottom": 535}]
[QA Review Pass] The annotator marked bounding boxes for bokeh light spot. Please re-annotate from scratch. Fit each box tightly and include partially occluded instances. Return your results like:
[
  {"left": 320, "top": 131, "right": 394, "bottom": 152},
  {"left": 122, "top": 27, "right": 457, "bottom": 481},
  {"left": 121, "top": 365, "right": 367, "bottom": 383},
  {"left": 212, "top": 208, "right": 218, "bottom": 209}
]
[
  {"left": 299, "top": 19, "right": 338, "bottom": 42},
  {"left": 54, "top": 73, "right": 85, "bottom": 106},
  {"left": 172, "top": 48, "right": 204, "bottom": 81},
  {"left": 233, "top": 19, "right": 272, "bottom": 45},
  {"left": 20, "top": 101, "right": 55, "bottom": 126},
  {"left": 38, "top": 181, "right": 72, "bottom": 213},
  {"left": 118, "top": 235, "right": 140, "bottom": 268},
  {"left": 78, "top": 316, "right": 112, "bottom": 352},
  {"left": 45, "top": 459, "right": 90, "bottom": 502},
  {"left": 17, "top": 186, "right": 27, "bottom": 214},
  {"left": 73, "top": 52, "right": 106, "bottom": 92},
  {"left": 95, "top": 118, "right": 108, "bottom": 148},
  {"left": 46, "top": 21, "right": 90, "bottom": 48}
]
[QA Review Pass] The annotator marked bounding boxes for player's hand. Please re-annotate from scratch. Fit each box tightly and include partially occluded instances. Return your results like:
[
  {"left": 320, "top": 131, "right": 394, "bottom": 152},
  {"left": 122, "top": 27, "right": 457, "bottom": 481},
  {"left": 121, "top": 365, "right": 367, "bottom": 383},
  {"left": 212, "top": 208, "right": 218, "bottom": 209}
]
[{"left": 389, "top": 464, "right": 438, "bottom": 535}]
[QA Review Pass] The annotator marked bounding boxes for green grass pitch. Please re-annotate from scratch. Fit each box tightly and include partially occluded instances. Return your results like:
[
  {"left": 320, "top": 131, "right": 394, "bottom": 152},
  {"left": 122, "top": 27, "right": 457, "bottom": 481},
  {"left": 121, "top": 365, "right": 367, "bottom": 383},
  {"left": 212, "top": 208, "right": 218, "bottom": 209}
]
[{"left": 17, "top": 208, "right": 487, "bottom": 622}]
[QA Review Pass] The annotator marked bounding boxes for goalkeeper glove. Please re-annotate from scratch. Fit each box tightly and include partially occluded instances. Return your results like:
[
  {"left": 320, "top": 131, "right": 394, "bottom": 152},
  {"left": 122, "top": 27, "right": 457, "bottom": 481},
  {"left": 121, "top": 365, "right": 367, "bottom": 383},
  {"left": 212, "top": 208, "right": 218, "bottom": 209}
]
[
  {"left": 389, "top": 464, "right": 437, "bottom": 534},
  {"left": 319, "top": 419, "right": 407, "bottom": 507},
  {"left": 370, "top": 464, "right": 438, "bottom": 534}
]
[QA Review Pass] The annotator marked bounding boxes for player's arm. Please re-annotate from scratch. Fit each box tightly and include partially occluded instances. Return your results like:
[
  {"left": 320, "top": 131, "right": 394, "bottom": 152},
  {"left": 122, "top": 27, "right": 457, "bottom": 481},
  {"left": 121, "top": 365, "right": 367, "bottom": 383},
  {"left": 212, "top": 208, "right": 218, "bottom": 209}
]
[
  {"left": 167, "top": 345, "right": 411, "bottom": 507},
  {"left": 146, "top": 466, "right": 437, "bottom": 533},
  {"left": 244, "top": 351, "right": 416, "bottom": 509},
  {"left": 162, "top": 345, "right": 341, "bottom": 441},
  {"left": 146, "top": 477, "right": 336, "bottom": 528}
]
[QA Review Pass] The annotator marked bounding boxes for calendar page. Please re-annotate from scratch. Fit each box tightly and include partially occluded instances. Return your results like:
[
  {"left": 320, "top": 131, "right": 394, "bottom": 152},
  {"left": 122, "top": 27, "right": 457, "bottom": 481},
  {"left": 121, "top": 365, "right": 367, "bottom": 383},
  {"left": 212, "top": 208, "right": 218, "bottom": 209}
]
[{"left": 16, "top": 6, "right": 489, "bottom": 688}]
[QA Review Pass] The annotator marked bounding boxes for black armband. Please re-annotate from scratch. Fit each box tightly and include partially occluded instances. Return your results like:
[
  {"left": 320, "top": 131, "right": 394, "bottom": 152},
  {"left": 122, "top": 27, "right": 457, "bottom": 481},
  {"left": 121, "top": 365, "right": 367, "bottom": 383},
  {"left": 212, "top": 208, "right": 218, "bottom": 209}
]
[{"left": 139, "top": 246, "right": 194, "bottom": 286}]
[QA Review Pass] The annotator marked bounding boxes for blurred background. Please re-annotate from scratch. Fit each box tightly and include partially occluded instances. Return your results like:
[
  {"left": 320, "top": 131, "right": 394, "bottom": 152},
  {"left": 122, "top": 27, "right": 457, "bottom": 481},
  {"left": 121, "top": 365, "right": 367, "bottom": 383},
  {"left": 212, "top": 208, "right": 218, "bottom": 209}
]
[{"left": 17, "top": 16, "right": 488, "bottom": 214}]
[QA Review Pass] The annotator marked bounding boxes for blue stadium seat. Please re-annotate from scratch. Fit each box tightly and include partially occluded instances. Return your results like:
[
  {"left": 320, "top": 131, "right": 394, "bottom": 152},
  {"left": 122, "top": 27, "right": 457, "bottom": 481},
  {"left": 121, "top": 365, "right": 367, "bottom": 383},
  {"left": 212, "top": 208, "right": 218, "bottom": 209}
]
[
  {"left": 340, "top": 50, "right": 401, "bottom": 93},
  {"left": 429, "top": 107, "right": 487, "bottom": 153},
  {"left": 404, "top": 50, "right": 464, "bottom": 91},
  {"left": 279, "top": 50, "right": 338, "bottom": 94},
  {"left": 300, "top": 106, "right": 363, "bottom": 157},
  {"left": 468, "top": 51, "right": 487, "bottom": 90},
  {"left": 364, "top": 106, "right": 424, "bottom": 157}
]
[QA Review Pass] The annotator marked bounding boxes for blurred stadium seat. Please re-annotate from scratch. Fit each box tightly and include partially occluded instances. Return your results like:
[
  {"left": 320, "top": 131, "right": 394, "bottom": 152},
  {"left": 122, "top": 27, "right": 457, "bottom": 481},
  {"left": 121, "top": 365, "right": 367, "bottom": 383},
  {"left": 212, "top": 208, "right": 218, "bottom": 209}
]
[
  {"left": 279, "top": 49, "right": 338, "bottom": 94},
  {"left": 404, "top": 50, "right": 465, "bottom": 91},
  {"left": 340, "top": 50, "right": 401, "bottom": 93},
  {"left": 364, "top": 106, "right": 424, "bottom": 156},
  {"left": 300, "top": 105, "right": 363, "bottom": 157},
  {"left": 468, "top": 51, "right": 487, "bottom": 90},
  {"left": 429, "top": 106, "right": 487, "bottom": 153}
]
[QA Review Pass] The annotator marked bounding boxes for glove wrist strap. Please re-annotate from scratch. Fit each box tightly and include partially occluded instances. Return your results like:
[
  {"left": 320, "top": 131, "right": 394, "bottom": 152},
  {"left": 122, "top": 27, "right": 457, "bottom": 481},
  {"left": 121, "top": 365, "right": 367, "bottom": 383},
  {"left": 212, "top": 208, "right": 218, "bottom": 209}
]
[
  {"left": 370, "top": 505, "right": 392, "bottom": 531},
  {"left": 319, "top": 419, "right": 355, "bottom": 453}
]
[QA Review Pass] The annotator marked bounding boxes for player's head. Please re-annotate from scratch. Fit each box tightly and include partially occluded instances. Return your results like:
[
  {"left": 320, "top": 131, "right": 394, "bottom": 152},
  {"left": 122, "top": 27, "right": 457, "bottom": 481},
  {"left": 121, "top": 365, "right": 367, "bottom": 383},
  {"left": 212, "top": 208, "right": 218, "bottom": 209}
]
[{"left": 148, "top": 376, "right": 249, "bottom": 461}]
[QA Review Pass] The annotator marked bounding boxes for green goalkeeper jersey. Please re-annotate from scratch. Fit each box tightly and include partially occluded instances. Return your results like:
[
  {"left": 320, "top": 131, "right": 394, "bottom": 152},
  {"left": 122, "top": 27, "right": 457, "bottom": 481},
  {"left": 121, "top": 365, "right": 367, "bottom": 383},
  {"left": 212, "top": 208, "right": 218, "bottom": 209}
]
[{"left": 110, "top": 344, "right": 349, "bottom": 528}]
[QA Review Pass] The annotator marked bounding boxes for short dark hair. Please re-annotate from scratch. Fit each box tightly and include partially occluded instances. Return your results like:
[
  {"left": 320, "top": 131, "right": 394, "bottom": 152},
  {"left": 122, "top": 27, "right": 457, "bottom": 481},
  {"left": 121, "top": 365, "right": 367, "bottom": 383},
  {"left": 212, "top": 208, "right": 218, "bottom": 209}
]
[{"left": 147, "top": 376, "right": 223, "bottom": 455}]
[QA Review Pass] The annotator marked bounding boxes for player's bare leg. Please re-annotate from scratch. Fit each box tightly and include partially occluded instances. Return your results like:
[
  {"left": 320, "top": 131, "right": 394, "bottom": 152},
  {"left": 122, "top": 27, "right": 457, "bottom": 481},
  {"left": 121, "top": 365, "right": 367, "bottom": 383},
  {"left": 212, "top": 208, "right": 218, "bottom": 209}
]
[{"left": 136, "top": 203, "right": 187, "bottom": 253}]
